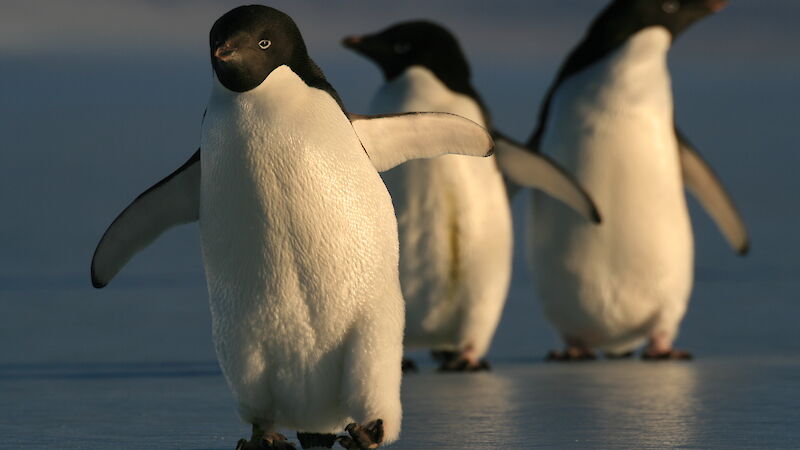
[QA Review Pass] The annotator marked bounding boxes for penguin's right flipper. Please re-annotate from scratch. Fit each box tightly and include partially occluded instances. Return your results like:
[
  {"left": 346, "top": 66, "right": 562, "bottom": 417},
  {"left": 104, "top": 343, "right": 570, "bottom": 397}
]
[
  {"left": 91, "top": 150, "right": 201, "bottom": 288},
  {"left": 677, "top": 129, "right": 749, "bottom": 255},
  {"left": 493, "top": 132, "right": 602, "bottom": 224},
  {"left": 349, "top": 112, "right": 493, "bottom": 172}
]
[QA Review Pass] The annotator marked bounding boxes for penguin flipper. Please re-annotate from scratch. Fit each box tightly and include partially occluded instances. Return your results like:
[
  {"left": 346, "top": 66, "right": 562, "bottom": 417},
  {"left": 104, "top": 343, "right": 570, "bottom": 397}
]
[
  {"left": 349, "top": 112, "right": 493, "bottom": 172},
  {"left": 493, "top": 132, "right": 602, "bottom": 224},
  {"left": 677, "top": 129, "right": 749, "bottom": 255},
  {"left": 91, "top": 150, "right": 201, "bottom": 288}
]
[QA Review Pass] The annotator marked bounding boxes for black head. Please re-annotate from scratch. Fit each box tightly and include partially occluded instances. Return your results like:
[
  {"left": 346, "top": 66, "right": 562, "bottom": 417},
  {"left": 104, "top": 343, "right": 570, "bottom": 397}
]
[
  {"left": 527, "top": 0, "right": 728, "bottom": 148},
  {"left": 342, "top": 20, "right": 471, "bottom": 84},
  {"left": 210, "top": 5, "right": 309, "bottom": 92},
  {"left": 594, "top": 0, "right": 728, "bottom": 41}
]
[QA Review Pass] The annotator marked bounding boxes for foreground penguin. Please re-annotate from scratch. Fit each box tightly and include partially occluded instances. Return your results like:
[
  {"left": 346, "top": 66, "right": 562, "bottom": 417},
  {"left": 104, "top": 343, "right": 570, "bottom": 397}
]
[
  {"left": 343, "top": 22, "right": 601, "bottom": 372},
  {"left": 91, "top": 6, "right": 497, "bottom": 449},
  {"left": 528, "top": 0, "right": 748, "bottom": 360}
]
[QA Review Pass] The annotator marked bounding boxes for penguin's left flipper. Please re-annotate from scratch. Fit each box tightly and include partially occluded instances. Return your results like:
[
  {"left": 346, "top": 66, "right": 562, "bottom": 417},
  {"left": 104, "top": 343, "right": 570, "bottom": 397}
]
[
  {"left": 493, "top": 132, "right": 602, "bottom": 224},
  {"left": 677, "top": 128, "right": 749, "bottom": 255},
  {"left": 349, "top": 112, "right": 493, "bottom": 172},
  {"left": 91, "top": 149, "right": 201, "bottom": 288}
]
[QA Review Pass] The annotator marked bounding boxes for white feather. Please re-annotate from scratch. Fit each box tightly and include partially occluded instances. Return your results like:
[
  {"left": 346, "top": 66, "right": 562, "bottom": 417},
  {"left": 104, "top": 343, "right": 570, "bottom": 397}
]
[
  {"left": 370, "top": 66, "right": 513, "bottom": 359},
  {"left": 200, "top": 66, "right": 403, "bottom": 441},
  {"left": 352, "top": 112, "right": 493, "bottom": 173},
  {"left": 530, "top": 27, "right": 694, "bottom": 353}
]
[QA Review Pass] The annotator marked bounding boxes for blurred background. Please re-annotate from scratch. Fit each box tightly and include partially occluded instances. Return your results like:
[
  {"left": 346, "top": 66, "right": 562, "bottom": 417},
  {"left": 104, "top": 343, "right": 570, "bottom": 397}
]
[{"left": 1, "top": 0, "right": 798, "bottom": 447}]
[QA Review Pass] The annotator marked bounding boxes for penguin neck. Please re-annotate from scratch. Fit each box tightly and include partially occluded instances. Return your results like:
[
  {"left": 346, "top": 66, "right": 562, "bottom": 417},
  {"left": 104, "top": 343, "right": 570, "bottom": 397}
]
[
  {"left": 593, "top": 26, "right": 672, "bottom": 97},
  {"left": 377, "top": 66, "right": 488, "bottom": 125},
  {"left": 209, "top": 65, "right": 313, "bottom": 115}
]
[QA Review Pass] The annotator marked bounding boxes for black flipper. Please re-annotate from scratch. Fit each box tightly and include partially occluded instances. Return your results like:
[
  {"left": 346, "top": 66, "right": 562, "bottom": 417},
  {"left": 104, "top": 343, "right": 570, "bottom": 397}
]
[
  {"left": 91, "top": 150, "right": 201, "bottom": 288},
  {"left": 677, "top": 129, "right": 749, "bottom": 255},
  {"left": 493, "top": 131, "right": 601, "bottom": 224}
]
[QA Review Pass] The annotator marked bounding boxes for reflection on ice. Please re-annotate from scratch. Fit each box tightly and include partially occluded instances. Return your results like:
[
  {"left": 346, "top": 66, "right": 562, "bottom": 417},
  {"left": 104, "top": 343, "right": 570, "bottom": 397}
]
[
  {"left": 401, "top": 362, "right": 702, "bottom": 448},
  {"left": 574, "top": 362, "right": 700, "bottom": 447}
]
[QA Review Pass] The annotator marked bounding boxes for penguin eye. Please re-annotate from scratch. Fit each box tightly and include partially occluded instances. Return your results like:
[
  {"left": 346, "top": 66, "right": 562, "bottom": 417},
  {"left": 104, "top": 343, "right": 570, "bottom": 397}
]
[
  {"left": 258, "top": 40, "right": 271, "bottom": 50},
  {"left": 662, "top": 0, "right": 680, "bottom": 13},
  {"left": 393, "top": 42, "right": 411, "bottom": 54}
]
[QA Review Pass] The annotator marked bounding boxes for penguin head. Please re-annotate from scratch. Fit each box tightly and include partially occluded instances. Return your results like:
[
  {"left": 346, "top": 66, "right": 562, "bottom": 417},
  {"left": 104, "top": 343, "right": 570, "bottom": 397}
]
[
  {"left": 607, "top": 0, "right": 728, "bottom": 39},
  {"left": 210, "top": 5, "right": 309, "bottom": 92},
  {"left": 342, "top": 21, "right": 471, "bottom": 83}
]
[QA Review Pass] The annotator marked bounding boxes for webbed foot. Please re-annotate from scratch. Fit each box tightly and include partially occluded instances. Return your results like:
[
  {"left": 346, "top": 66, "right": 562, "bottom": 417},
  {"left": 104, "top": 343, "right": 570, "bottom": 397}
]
[
  {"left": 337, "top": 419, "right": 384, "bottom": 449},
  {"left": 297, "top": 432, "right": 337, "bottom": 449},
  {"left": 438, "top": 357, "right": 490, "bottom": 372},
  {"left": 432, "top": 349, "right": 490, "bottom": 372},
  {"left": 604, "top": 351, "right": 635, "bottom": 360},
  {"left": 401, "top": 358, "right": 418, "bottom": 373},
  {"left": 546, "top": 347, "right": 597, "bottom": 362},
  {"left": 642, "top": 349, "right": 693, "bottom": 360},
  {"left": 236, "top": 432, "right": 295, "bottom": 450}
]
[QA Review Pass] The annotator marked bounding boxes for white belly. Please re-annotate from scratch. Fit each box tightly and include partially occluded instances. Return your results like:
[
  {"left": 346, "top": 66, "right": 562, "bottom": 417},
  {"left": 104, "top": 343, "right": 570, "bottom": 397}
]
[
  {"left": 200, "top": 66, "right": 403, "bottom": 431},
  {"left": 530, "top": 28, "right": 693, "bottom": 350},
  {"left": 372, "top": 66, "right": 512, "bottom": 356}
]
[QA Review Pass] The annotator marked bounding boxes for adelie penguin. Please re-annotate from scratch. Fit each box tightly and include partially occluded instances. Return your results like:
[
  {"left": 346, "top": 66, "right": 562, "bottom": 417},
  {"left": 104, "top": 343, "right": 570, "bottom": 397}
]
[
  {"left": 526, "top": 0, "right": 749, "bottom": 361},
  {"left": 91, "top": 6, "right": 497, "bottom": 449},
  {"left": 343, "top": 22, "right": 601, "bottom": 372}
]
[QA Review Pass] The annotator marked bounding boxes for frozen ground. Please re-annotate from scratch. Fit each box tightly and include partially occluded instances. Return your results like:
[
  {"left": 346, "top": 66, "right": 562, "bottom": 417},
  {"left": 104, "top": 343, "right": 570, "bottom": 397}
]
[
  {"left": 2, "top": 195, "right": 799, "bottom": 448},
  {"left": 1, "top": 1, "right": 799, "bottom": 448}
]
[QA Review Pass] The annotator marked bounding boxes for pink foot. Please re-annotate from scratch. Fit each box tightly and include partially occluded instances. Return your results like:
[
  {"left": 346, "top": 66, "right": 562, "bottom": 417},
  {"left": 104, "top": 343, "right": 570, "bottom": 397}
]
[
  {"left": 432, "top": 347, "right": 490, "bottom": 372},
  {"left": 643, "top": 333, "right": 692, "bottom": 360},
  {"left": 545, "top": 346, "right": 597, "bottom": 361},
  {"left": 642, "top": 349, "right": 693, "bottom": 360}
]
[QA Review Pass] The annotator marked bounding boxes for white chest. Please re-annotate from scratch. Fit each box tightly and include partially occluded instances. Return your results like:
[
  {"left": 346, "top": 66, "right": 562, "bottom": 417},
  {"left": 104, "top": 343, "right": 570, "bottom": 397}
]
[
  {"left": 542, "top": 27, "right": 685, "bottom": 214},
  {"left": 531, "top": 27, "right": 694, "bottom": 336},
  {"left": 199, "top": 66, "right": 397, "bottom": 328},
  {"left": 369, "top": 66, "right": 485, "bottom": 125}
]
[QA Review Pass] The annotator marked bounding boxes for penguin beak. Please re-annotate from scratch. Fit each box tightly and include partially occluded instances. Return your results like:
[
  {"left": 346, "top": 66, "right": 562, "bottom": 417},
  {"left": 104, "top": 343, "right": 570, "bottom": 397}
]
[
  {"left": 214, "top": 44, "right": 238, "bottom": 62},
  {"left": 342, "top": 35, "right": 364, "bottom": 49},
  {"left": 706, "top": 0, "right": 728, "bottom": 13}
]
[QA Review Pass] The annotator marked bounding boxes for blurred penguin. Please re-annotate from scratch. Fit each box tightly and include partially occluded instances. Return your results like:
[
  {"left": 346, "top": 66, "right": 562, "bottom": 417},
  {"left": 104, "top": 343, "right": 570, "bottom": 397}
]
[
  {"left": 344, "top": 21, "right": 600, "bottom": 371},
  {"left": 525, "top": 0, "right": 748, "bottom": 360}
]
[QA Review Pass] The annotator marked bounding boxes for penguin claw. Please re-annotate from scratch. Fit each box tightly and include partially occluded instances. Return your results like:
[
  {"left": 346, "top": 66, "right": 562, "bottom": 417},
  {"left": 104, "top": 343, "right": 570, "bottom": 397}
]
[
  {"left": 604, "top": 351, "right": 635, "bottom": 360},
  {"left": 236, "top": 432, "right": 296, "bottom": 450},
  {"left": 337, "top": 419, "right": 384, "bottom": 449},
  {"left": 437, "top": 357, "right": 490, "bottom": 372},
  {"left": 297, "top": 432, "right": 337, "bottom": 449},
  {"left": 401, "top": 358, "right": 418, "bottom": 373},
  {"left": 431, "top": 350, "right": 490, "bottom": 372},
  {"left": 545, "top": 348, "right": 597, "bottom": 361},
  {"left": 642, "top": 349, "right": 693, "bottom": 361}
]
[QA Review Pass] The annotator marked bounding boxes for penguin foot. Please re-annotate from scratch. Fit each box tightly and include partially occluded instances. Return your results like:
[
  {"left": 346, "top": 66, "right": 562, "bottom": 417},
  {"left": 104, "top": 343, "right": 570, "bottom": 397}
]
[
  {"left": 437, "top": 357, "right": 490, "bottom": 372},
  {"left": 642, "top": 349, "right": 693, "bottom": 361},
  {"left": 431, "top": 350, "right": 490, "bottom": 372},
  {"left": 401, "top": 358, "right": 418, "bottom": 373},
  {"left": 337, "top": 419, "right": 384, "bottom": 449},
  {"left": 545, "top": 347, "right": 597, "bottom": 362},
  {"left": 431, "top": 349, "right": 459, "bottom": 363},
  {"left": 236, "top": 432, "right": 296, "bottom": 450},
  {"left": 297, "top": 432, "right": 337, "bottom": 449},
  {"left": 604, "top": 351, "right": 635, "bottom": 360}
]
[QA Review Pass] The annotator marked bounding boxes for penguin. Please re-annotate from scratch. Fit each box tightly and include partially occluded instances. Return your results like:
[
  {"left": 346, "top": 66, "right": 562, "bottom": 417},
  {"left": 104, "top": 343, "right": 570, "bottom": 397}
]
[
  {"left": 343, "top": 21, "right": 601, "bottom": 372},
  {"left": 526, "top": 0, "right": 748, "bottom": 360},
  {"left": 91, "top": 6, "right": 497, "bottom": 449}
]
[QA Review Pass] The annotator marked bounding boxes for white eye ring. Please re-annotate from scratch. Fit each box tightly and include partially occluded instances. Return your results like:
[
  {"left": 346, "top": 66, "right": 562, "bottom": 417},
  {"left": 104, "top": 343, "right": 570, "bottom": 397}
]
[
  {"left": 258, "top": 40, "right": 271, "bottom": 50},
  {"left": 662, "top": 1, "right": 680, "bottom": 13},
  {"left": 394, "top": 43, "right": 410, "bottom": 54}
]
